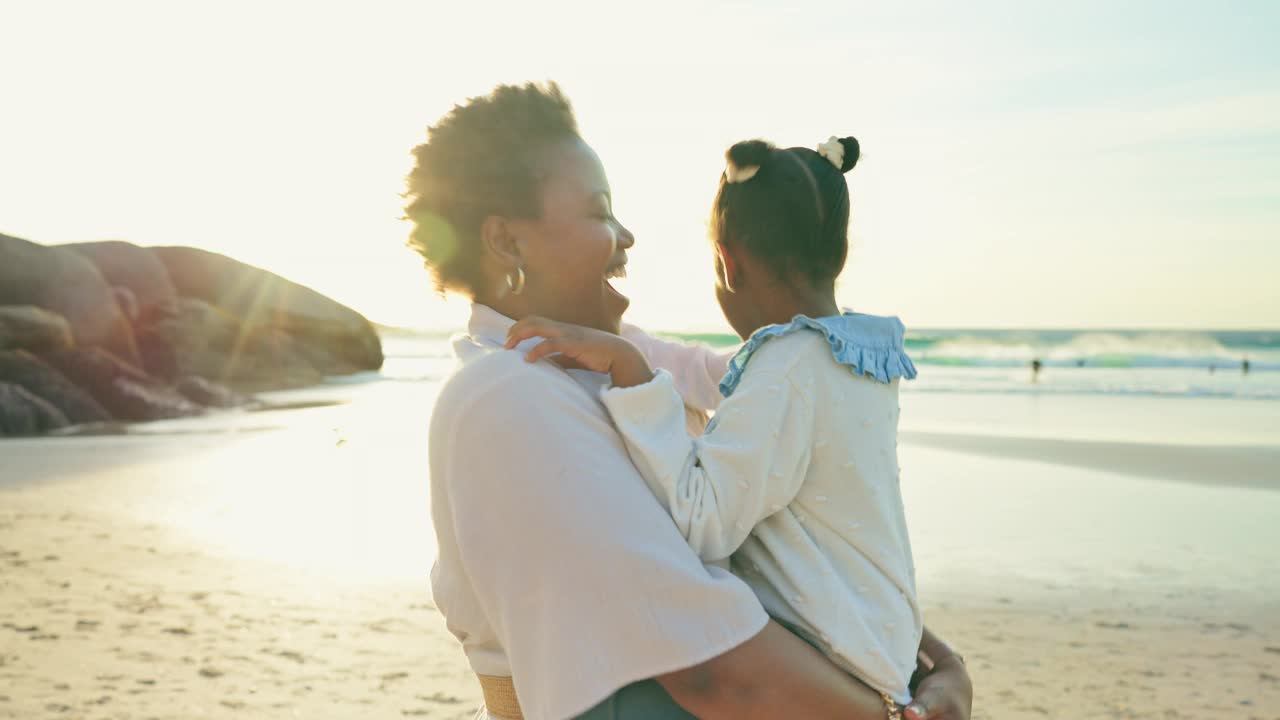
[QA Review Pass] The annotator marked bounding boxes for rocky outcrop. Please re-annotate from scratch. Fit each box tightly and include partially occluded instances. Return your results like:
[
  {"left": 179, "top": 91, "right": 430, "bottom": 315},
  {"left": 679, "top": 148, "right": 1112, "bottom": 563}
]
[
  {"left": 152, "top": 246, "right": 383, "bottom": 373},
  {"left": 222, "top": 327, "right": 326, "bottom": 390},
  {"left": 67, "top": 240, "right": 177, "bottom": 318},
  {"left": 175, "top": 376, "right": 250, "bottom": 408},
  {"left": 112, "top": 287, "right": 140, "bottom": 322},
  {"left": 41, "top": 348, "right": 202, "bottom": 422},
  {"left": 0, "top": 383, "right": 70, "bottom": 435},
  {"left": 134, "top": 298, "right": 324, "bottom": 389},
  {"left": 0, "top": 233, "right": 140, "bottom": 365},
  {"left": 0, "top": 306, "right": 74, "bottom": 354},
  {"left": 134, "top": 298, "right": 243, "bottom": 382},
  {"left": 0, "top": 351, "right": 111, "bottom": 425},
  {"left": 0, "top": 234, "right": 382, "bottom": 436}
]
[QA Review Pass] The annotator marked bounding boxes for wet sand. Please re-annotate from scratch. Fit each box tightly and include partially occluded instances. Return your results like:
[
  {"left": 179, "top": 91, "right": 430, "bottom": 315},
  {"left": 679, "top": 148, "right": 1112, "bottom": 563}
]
[{"left": 902, "top": 430, "right": 1280, "bottom": 491}]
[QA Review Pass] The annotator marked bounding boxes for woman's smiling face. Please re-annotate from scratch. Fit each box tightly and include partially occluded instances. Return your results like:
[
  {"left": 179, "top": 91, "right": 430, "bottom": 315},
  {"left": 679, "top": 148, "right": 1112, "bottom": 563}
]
[{"left": 506, "top": 138, "right": 634, "bottom": 334}]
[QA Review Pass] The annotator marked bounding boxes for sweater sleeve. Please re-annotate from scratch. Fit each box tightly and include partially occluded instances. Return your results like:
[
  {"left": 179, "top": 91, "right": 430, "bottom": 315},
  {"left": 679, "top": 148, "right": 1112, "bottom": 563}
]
[{"left": 600, "top": 365, "right": 815, "bottom": 562}]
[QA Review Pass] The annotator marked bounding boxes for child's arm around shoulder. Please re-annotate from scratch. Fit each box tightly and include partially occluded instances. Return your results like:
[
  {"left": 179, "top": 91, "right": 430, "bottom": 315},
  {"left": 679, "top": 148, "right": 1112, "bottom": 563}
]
[
  {"left": 600, "top": 334, "right": 820, "bottom": 562},
  {"left": 619, "top": 324, "right": 737, "bottom": 412},
  {"left": 505, "top": 315, "right": 655, "bottom": 387}
]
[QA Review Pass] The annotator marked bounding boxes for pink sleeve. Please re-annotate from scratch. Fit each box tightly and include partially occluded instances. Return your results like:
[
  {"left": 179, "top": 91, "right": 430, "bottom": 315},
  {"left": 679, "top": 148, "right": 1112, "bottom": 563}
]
[{"left": 620, "top": 324, "right": 737, "bottom": 412}]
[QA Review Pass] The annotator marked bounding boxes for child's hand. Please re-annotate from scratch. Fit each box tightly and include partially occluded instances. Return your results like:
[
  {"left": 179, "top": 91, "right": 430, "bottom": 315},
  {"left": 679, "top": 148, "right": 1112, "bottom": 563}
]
[{"left": 505, "top": 316, "right": 655, "bottom": 388}]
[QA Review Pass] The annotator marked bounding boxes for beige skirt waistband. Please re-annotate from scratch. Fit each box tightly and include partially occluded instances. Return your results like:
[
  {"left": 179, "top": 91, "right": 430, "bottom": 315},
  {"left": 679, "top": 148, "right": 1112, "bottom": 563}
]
[{"left": 477, "top": 674, "right": 523, "bottom": 719}]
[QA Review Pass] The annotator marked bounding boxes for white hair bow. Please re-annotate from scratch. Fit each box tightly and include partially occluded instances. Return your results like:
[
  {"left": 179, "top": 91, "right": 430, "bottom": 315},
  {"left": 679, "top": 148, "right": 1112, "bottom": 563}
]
[
  {"left": 724, "top": 161, "right": 760, "bottom": 184},
  {"left": 816, "top": 136, "right": 844, "bottom": 169}
]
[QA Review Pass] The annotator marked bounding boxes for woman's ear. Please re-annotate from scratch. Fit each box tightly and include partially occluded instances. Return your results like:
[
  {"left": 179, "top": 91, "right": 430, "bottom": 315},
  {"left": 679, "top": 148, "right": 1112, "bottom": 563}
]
[{"left": 481, "top": 215, "right": 522, "bottom": 272}]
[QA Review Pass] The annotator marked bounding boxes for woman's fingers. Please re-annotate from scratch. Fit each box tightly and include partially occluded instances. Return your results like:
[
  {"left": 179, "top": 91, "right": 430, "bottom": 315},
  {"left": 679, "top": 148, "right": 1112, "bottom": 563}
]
[
  {"left": 904, "top": 698, "right": 931, "bottom": 719},
  {"left": 904, "top": 657, "right": 972, "bottom": 720}
]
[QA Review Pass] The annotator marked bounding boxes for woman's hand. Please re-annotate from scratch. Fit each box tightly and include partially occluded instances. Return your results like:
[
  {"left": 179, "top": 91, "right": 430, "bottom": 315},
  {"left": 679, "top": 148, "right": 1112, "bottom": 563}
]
[
  {"left": 506, "top": 315, "right": 655, "bottom": 388},
  {"left": 905, "top": 655, "right": 972, "bottom": 720}
]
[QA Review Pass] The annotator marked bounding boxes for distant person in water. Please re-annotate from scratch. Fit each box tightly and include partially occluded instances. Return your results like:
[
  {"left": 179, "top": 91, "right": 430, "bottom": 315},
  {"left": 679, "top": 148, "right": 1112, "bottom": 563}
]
[
  {"left": 1031, "top": 358, "right": 1043, "bottom": 382},
  {"left": 1243, "top": 358, "right": 1250, "bottom": 374}
]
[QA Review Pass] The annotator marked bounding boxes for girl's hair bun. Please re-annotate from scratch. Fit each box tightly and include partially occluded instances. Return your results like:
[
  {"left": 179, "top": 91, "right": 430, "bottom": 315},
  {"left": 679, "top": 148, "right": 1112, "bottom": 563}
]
[
  {"left": 726, "top": 139, "right": 775, "bottom": 169},
  {"left": 837, "top": 136, "right": 860, "bottom": 173}
]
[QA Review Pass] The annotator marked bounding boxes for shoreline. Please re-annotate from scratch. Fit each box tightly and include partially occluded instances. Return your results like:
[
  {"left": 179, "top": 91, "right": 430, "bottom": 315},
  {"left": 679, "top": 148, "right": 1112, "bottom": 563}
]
[{"left": 8, "top": 413, "right": 1275, "bottom": 492}]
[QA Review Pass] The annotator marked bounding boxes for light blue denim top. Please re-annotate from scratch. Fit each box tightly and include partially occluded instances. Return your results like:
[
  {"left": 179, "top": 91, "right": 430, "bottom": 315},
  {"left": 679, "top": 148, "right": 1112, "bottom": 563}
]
[{"left": 719, "top": 311, "right": 918, "bottom": 398}]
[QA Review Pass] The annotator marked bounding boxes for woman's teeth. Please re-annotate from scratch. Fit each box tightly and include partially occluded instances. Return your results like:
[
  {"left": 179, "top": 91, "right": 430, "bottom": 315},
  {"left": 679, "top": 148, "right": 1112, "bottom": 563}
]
[{"left": 604, "top": 264, "right": 630, "bottom": 303}]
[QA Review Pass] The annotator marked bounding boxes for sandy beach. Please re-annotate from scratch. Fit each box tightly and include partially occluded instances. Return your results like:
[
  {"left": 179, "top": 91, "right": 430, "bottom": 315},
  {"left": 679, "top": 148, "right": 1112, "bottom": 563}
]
[
  {"left": 0, "top": 489, "right": 472, "bottom": 719},
  {"left": 2, "top": 379, "right": 1278, "bottom": 719}
]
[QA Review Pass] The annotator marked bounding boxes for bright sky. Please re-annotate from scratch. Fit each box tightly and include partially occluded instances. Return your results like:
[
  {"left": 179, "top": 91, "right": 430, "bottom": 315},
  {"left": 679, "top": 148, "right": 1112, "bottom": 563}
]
[{"left": 2, "top": 0, "right": 1277, "bottom": 331}]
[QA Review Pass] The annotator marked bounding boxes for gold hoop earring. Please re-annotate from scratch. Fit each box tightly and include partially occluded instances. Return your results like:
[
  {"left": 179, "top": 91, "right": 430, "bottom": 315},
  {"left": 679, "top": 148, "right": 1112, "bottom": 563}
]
[{"left": 507, "top": 266, "right": 526, "bottom": 296}]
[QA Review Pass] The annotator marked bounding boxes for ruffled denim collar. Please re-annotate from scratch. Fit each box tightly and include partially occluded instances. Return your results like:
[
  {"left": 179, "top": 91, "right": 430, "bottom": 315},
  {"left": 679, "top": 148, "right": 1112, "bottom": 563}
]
[{"left": 720, "top": 312, "right": 917, "bottom": 397}]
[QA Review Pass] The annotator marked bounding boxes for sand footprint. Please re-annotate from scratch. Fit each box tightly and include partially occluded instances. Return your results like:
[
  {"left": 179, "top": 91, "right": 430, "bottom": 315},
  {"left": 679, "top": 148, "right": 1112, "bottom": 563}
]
[{"left": 378, "top": 671, "right": 410, "bottom": 691}]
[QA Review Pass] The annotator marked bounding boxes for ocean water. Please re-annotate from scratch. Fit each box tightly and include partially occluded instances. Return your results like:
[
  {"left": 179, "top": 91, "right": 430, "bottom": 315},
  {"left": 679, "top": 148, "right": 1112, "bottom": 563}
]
[
  {"left": 902, "top": 329, "right": 1280, "bottom": 401},
  {"left": 380, "top": 328, "right": 1280, "bottom": 401}
]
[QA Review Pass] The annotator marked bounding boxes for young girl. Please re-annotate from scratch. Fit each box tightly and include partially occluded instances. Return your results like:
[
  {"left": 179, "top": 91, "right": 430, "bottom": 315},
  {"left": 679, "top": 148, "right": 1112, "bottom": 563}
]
[{"left": 507, "top": 136, "right": 923, "bottom": 715}]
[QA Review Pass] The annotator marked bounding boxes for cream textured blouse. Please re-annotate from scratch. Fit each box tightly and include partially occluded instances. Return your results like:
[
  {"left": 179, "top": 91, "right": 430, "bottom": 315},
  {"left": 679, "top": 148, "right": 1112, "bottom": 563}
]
[
  {"left": 600, "top": 313, "right": 923, "bottom": 704},
  {"left": 428, "top": 304, "right": 767, "bottom": 720}
]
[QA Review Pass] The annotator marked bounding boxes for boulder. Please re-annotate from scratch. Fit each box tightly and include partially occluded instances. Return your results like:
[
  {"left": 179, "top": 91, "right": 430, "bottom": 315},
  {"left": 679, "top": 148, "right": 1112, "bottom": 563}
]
[
  {"left": 40, "top": 347, "right": 201, "bottom": 422},
  {"left": 134, "top": 298, "right": 242, "bottom": 381},
  {"left": 0, "top": 306, "right": 74, "bottom": 353},
  {"left": 0, "top": 233, "right": 139, "bottom": 365},
  {"left": 134, "top": 298, "right": 323, "bottom": 389},
  {"left": 151, "top": 246, "right": 383, "bottom": 372},
  {"left": 0, "top": 350, "right": 111, "bottom": 425},
  {"left": 175, "top": 376, "right": 251, "bottom": 408},
  {"left": 65, "top": 240, "right": 177, "bottom": 317},
  {"left": 0, "top": 383, "right": 70, "bottom": 436},
  {"left": 112, "top": 286, "right": 139, "bottom": 322},
  {"left": 111, "top": 377, "right": 205, "bottom": 422},
  {"left": 230, "top": 327, "right": 326, "bottom": 390}
]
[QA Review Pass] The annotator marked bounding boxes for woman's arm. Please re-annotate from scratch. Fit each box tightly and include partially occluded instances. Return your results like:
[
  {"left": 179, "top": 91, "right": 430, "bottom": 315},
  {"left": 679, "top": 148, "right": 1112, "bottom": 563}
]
[
  {"left": 661, "top": 623, "right": 974, "bottom": 720},
  {"left": 659, "top": 623, "right": 973, "bottom": 720},
  {"left": 659, "top": 620, "right": 892, "bottom": 720}
]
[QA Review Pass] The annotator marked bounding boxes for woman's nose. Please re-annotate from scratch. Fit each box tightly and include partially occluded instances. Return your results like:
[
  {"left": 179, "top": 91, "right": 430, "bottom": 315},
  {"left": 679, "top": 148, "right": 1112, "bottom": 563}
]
[{"left": 615, "top": 219, "right": 636, "bottom": 250}]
